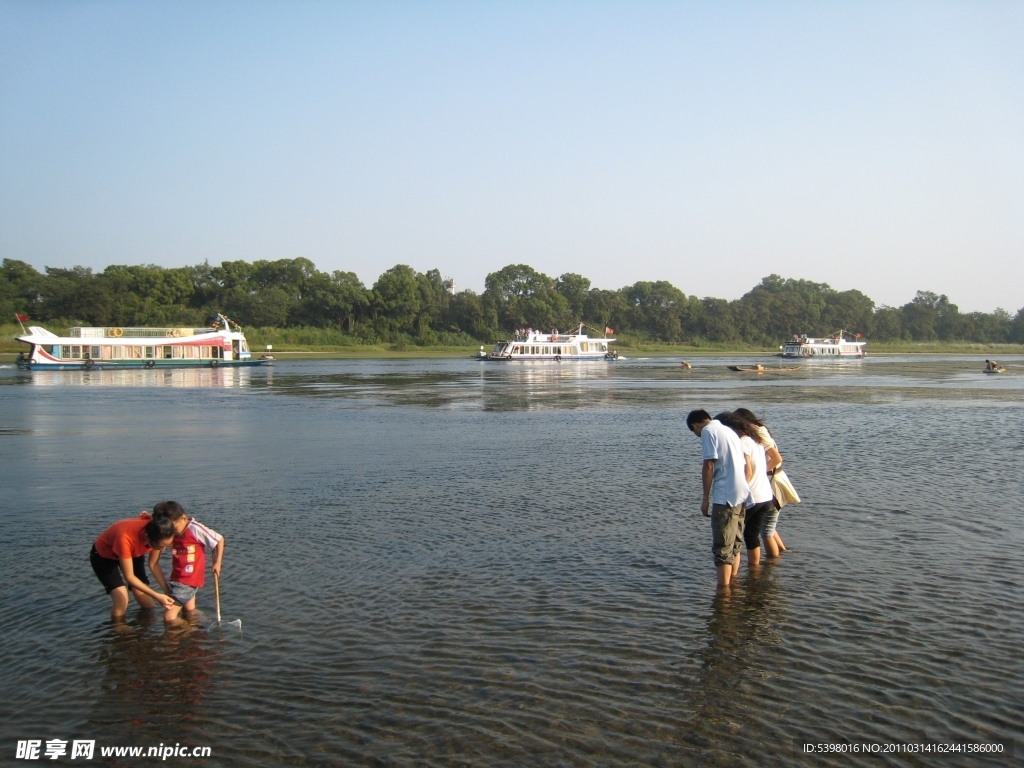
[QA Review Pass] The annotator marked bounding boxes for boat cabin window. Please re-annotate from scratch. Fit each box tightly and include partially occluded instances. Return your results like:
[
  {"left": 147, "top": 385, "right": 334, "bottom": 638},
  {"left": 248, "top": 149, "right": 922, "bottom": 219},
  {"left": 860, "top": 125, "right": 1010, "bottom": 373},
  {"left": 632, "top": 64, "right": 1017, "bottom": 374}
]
[{"left": 145, "top": 346, "right": 155, "bottom": 358}]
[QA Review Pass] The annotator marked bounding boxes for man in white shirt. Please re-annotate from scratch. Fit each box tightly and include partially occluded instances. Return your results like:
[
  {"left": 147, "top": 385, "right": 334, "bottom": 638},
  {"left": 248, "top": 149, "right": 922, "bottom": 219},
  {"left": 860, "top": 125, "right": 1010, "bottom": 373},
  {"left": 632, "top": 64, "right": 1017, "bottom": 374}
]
[{"left": 687, "top": 409, "right": 752, "bottom": 588}]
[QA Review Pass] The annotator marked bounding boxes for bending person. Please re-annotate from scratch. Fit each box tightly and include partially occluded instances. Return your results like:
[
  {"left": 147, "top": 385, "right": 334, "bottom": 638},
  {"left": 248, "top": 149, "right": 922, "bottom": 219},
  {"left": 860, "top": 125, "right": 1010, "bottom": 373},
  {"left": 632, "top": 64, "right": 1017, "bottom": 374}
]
[
  {"left": 735, "top": 408, "right": 787, "bottom": 556},
  {"left": 716, "top": 412, "right": 775, "bottom": 568},
  {"left": 91, "top": 512, "right": 176, "bottom": 619},
  {"left": 686, "top": 409, "right": 752, "bottom": 589}
]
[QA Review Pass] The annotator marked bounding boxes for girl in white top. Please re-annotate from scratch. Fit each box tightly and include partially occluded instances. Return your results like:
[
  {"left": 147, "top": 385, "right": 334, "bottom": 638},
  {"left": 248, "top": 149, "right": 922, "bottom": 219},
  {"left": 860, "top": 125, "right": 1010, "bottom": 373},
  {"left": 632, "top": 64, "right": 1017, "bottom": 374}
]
[
  {"left": 740, "top": 434, "right": 773, "bottom": 505},
  {"left": 715, "top": 412, "right": 777, "bottom": 569},
  {"left": 735, "top": 408, "right": 787, "bottom": 557}
]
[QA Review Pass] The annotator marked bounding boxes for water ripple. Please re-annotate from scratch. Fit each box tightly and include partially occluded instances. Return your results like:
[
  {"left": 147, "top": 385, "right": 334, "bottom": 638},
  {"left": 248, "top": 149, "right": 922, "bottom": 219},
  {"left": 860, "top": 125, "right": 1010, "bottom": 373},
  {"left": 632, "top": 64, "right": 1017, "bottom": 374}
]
[{"left": 0, "top": 357, "right": 1021, "bottom": 765}]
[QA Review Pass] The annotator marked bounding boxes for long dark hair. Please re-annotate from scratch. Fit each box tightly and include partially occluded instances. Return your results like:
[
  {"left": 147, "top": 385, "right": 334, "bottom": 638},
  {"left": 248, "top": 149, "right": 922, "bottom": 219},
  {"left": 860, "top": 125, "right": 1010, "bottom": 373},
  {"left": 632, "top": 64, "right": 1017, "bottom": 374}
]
[
  {"left": 714, "top": 411, "right": 759, "bottom": 441},
  {"left": 733, "top": 407, "right": 765, "bottom": 428},
  {"left": 144, "top": 516, "right": 176, "bottom": 546},
  {"left": 734, "top": 407, "right": 774, "bottom": 446}
]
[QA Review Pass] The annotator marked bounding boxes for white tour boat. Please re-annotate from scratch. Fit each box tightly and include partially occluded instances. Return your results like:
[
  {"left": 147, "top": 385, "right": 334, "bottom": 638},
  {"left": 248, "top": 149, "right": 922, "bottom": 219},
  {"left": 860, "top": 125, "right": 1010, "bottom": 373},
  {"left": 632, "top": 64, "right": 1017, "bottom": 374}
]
[
  {"left": 779, "top": 330, "right": 866, "bottom": 359},
  {"left": 15, "top": 315, "right": 266, "bottom": 370},
  {"left": 482, "top": 324, "right": 618, "bottom": 362}
]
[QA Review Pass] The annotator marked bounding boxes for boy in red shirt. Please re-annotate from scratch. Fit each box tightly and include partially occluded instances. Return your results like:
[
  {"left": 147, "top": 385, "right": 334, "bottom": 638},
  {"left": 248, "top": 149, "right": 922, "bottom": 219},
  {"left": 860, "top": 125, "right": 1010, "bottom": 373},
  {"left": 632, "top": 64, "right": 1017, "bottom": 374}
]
[{"left": 148, "top": 502, "right": 226, "bottom": 623}]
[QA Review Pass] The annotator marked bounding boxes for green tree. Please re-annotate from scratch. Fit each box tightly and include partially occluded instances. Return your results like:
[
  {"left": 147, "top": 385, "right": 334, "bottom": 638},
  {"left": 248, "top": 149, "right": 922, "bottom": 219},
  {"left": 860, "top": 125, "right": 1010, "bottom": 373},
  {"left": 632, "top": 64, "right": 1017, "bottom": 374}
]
[
  {"left": 445, "top": 290, "right": 495, "bottom": 340},
  {"left": 733, "top": 275, "right": 831, "bottom": 342},
  {"left": 40, "top": 267, "right": 114, "bottom": 324},
  {"left": 483, "top": 264, "right": 572, "bottom": 332},
  {"left": 959, "top": 308, "right": 1011, "bottom": 343},
  {"left": 621, "top": 280, "right": 690, "bottom": 341},
  {"left": 292, "top": 270, "right": 370, "bottom": 332},
  {"left": 1, "top": 260, "right": 44, "bottom": 317},
  {"left": 698, "top": 297, "right": 738, "bottom": 342},
  {"left": 555, "top": 273, "right": 591, "bottom": 322},
  {"left": 872, "top": 306, "right": 905, "bottom": 341},
  {"left": 820, "top": 289, "right": 875, "bottom": 337},
  {"left": 414, "top": 268, "right": 451, "bottom": 342},
  {"left": 371, "top": 265, "right": 422, "bottom": 337},
  {"left": 250, "top": 257, "right": 318, "bottom": 299},
  {"left": 227, "top": 287, "right": 292, "bottom": 327},
  {"left": 583, "top": 288, "right": 629, "bottom": 334},
  {"left": 1010, "top": 307, "right": 1024, "bottom": 344},
  {"left": 211, "top": 260, "right": 257, "bottom": 294},
  {"left": 901, "top": 291, "right": 944, "bottom": 341}
]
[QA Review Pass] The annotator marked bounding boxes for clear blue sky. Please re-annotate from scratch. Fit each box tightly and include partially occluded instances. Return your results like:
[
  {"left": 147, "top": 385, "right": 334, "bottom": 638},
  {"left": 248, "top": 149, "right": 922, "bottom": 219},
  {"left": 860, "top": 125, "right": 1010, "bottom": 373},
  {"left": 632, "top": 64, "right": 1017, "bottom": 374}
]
[{"left": 2, "top": 1, "right": 1021, "bottom": 312}]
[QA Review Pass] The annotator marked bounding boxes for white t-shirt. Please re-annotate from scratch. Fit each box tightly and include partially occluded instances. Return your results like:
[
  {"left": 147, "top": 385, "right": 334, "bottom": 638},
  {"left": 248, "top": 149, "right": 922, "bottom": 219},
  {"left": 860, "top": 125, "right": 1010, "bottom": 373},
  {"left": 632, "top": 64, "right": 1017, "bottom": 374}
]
[
  {"left": 740, "top": 435, "right": 773, "bottom": 504},
  {"left": 700, "top": 420, "right": 750, "bottom": 507}
]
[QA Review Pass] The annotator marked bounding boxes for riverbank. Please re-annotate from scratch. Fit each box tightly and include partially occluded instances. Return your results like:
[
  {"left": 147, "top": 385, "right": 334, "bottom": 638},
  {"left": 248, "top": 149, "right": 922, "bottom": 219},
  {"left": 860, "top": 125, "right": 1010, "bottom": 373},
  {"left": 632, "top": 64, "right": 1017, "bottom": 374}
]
[{"left": 2, "top": 323, "right": 1021, "bottom": 359}]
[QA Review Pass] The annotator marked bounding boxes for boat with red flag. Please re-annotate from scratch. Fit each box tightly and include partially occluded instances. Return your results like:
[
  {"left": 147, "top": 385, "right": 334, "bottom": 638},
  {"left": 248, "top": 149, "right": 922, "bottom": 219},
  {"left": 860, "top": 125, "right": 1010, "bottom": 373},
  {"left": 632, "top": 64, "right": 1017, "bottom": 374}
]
[{"left": 14, "top": 314, "right": 267, "bottom": 370}]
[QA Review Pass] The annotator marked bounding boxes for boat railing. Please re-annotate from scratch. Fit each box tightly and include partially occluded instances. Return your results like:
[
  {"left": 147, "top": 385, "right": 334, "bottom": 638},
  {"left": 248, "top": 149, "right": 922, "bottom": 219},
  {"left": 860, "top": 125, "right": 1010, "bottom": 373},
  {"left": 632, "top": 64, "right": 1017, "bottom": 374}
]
[
  {"left": 508, "top": 333, "right": 591, "bottom": 343},
  {"left": 67, "top": 326, "right": 222, "bottom": 339}
]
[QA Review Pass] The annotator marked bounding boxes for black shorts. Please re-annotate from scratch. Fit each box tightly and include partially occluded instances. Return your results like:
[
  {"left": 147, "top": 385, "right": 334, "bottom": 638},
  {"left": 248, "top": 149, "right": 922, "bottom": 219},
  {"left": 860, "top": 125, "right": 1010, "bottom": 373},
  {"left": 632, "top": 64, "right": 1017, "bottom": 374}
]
[
  {"left": 90, "top": 546, "right": 149, "bottom": 594},
  {"left": 743, "top": 501, "right": 776, "bottom": 550}
]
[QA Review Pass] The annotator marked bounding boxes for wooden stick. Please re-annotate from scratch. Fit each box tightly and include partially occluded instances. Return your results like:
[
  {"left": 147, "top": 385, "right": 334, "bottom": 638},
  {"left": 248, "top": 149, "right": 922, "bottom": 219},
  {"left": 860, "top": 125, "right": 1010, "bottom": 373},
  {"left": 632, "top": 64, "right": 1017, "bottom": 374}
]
[{"left": 214, "top": 572, "right": 222, "bottom": 623}]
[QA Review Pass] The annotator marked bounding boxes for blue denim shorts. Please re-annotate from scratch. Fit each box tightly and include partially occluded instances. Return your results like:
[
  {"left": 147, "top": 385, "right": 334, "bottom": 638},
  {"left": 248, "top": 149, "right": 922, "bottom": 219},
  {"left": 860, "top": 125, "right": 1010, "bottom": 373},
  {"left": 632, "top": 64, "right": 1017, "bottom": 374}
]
[
  {"left": 169, "top": 581, "right": 199, "bottom": 607},
  {"left": 761, "top": 508, "right": 781, "bottom": 538}
]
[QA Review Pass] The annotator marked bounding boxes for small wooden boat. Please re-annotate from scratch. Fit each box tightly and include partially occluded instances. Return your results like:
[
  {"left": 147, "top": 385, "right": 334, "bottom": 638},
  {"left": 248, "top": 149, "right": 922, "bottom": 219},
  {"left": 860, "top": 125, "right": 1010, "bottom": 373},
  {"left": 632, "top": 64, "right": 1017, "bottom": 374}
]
[{"left": 728, "top": 364, "right": 801, "bottom": 372}]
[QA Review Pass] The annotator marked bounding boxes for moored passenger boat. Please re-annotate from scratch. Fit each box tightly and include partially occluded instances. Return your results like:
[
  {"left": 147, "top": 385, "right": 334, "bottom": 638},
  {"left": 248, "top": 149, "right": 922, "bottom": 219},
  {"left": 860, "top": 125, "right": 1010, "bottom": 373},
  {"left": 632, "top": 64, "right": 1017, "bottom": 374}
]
[
  {"left": 14, "top": 314, "right": 266, "bottom": 370},
  {"left": 779, "top": 330, "right": 866, "bottom": 359},
  {"left": 483, "top": 324, "right": 617, "bottom": 361}
]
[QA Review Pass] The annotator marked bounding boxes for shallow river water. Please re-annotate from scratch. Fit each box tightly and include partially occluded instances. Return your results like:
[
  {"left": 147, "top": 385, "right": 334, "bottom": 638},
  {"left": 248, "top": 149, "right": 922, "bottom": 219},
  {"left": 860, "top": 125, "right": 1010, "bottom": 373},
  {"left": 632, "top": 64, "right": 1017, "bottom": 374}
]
[{"left": 0, "top": 355, "right": 1022, "bottom": 766}]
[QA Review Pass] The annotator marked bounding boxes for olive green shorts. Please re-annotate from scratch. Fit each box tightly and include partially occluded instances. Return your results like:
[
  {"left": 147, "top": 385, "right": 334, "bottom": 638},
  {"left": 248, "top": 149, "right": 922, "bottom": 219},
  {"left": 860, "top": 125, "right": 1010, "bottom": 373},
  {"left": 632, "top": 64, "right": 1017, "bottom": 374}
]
[{"left": 711, "top": 503, "right": 745, "bottom": 566}]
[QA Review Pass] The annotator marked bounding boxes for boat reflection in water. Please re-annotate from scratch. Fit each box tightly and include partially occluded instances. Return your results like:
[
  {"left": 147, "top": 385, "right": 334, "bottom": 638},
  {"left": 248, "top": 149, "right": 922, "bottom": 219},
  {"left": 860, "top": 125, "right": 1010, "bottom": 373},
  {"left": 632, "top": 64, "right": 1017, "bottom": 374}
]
[{"left": 27, "top": 366, "right": 262, "bottom": 388}]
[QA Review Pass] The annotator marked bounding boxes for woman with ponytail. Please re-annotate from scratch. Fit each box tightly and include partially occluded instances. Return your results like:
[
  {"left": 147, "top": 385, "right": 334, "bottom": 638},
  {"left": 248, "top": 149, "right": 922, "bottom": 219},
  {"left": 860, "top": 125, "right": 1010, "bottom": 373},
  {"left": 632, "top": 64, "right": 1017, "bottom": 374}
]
[{"left": 90, "top": 511, "right": 176, "bottom": 618}]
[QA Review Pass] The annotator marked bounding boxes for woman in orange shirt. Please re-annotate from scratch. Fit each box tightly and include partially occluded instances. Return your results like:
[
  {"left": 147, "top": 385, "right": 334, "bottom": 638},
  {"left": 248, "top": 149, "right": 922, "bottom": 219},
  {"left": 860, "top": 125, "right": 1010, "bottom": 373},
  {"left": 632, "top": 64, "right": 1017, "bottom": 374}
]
[{"left": 91, "top": 513, "right": 177, "bottom": 618}]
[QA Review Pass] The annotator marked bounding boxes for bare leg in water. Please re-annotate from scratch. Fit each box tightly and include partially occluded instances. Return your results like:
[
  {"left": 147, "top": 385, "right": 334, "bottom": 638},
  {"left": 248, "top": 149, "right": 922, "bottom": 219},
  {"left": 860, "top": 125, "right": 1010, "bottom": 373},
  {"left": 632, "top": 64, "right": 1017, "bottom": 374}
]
[
  {"left": 717, "top": 563, "right": 732, "bottom": 588},
  {"left": 773, "top": 531, "right": 786, "bottom": 552}
]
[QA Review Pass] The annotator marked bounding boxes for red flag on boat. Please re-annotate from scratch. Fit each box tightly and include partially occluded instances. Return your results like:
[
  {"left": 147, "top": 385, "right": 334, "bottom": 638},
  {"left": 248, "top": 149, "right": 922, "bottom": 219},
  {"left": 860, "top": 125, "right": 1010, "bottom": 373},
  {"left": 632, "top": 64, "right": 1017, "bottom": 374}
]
[
  {"left": 855, "top": 333, "right": 861, "bottom": 338},
  {"left": 605, "top": 327, "right": 614, "bottom": 334},
  {"left": 15, "top": 313, "right": 29, "bottom": 322}
]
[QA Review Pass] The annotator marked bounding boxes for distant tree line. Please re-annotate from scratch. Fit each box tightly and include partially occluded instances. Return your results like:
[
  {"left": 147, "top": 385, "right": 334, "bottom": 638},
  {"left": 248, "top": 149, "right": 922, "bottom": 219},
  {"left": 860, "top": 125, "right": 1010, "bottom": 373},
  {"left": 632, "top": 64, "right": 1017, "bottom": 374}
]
[{"left": 2, "top": 257, "right": 1022, "bottom": 345}]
